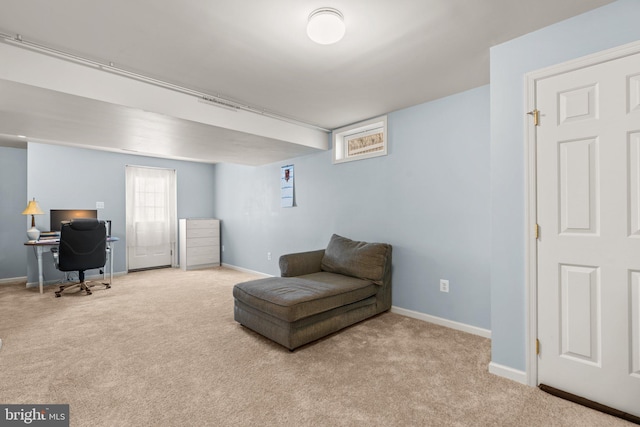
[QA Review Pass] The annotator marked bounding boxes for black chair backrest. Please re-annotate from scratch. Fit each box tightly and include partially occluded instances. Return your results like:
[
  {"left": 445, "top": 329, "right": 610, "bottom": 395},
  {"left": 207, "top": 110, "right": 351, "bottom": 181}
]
[{"left": 58, "top": 218, "right": 107, "bottom": 272}]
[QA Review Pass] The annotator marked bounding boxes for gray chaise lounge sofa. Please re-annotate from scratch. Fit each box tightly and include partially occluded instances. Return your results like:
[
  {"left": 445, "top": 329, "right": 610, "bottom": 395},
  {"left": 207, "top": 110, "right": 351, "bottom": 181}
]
[{"left": 233, "top": 234, "right": 392, "bottom": 350}]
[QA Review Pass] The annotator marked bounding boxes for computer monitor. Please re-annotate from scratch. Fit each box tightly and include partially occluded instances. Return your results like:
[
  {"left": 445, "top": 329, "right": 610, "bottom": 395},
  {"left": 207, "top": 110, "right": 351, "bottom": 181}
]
[{"left": 49, "top": 209, "right": 98, "bottom": 232}]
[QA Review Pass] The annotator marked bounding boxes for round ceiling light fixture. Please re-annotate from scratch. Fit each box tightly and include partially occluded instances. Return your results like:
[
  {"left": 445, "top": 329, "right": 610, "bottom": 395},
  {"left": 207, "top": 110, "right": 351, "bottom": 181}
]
[{"left": 307, "top": 8, "right": 345, "bottom": 45}]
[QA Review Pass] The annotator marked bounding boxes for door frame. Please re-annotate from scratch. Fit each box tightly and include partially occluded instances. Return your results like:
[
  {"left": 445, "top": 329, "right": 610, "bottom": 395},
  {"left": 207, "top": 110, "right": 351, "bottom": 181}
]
[{"left": 524, "top": 39, "right": 640, "bottom": 387}]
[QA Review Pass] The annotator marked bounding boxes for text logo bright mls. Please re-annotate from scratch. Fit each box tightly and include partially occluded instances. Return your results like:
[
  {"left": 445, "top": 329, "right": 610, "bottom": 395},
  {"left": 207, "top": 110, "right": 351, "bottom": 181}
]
[{"left": 1, "top": 405, "right": 69, "bottom": 426}]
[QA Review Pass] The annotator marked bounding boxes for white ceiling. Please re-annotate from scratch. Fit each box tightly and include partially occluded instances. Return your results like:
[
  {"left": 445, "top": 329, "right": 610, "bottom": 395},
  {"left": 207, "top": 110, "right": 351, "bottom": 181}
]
[{"left": 0, "top": 0, "right": 615, "bottom": 164}]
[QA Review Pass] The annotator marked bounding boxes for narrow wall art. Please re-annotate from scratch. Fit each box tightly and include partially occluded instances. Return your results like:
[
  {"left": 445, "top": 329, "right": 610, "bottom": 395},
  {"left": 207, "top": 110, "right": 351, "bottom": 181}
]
[{"left": 281, "top": 164, "right": 294, "bottom": 208}]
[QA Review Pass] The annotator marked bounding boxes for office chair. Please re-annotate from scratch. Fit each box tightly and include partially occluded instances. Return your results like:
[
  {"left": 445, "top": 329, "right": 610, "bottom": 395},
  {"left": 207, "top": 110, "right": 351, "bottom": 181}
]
[{"left": 53, "top": 218, "right": 111, "bottom": 297}]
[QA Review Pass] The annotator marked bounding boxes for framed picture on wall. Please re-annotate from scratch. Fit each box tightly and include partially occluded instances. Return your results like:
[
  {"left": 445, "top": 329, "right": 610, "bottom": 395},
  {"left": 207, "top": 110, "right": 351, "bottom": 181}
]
[{"left": 281, "top": 164, "right": 294, "bottom": 208}]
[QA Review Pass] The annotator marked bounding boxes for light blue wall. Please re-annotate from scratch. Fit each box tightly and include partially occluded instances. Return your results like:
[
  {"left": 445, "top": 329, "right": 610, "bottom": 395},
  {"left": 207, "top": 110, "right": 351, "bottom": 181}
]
[
  {"left": 490, "top": 0, "right": 640, "bottom": 371},
  {"left": 214, "top": 85, "right": 492, "bottom": 330},
  {"left": 0, "top": 146, "right": 28, "bottom": 279},
  {"left": 26, "top": 142, "right": 216, "bottom": 284}
]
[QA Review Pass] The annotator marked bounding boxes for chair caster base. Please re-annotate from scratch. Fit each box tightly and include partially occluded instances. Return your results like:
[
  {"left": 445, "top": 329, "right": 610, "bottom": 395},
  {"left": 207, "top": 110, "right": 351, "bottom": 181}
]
[{"left": 54, "top": 280, "right": 109, "bottom": 297}]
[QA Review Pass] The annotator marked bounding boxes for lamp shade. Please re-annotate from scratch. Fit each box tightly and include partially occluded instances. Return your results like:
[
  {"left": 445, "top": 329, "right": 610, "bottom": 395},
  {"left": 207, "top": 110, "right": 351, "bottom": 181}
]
[
  {"left": 307, "top": 8, "right": 345, "bottom": 45},
  {"left": 21, "top": 198, "right": 44, "bottom": 216}
]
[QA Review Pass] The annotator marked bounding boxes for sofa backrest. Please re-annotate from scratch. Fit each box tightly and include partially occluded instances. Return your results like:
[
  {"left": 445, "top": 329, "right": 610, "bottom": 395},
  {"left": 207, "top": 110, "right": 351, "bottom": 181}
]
[{"left": 320, "top": 234, "right": 391, "bottom": 285}]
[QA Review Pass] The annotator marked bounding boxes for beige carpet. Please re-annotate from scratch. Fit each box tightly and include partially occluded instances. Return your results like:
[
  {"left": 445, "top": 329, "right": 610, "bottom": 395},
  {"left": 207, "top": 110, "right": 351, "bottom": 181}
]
[{"left": 0, "top": 268, "right": 631, "bottom": 426}]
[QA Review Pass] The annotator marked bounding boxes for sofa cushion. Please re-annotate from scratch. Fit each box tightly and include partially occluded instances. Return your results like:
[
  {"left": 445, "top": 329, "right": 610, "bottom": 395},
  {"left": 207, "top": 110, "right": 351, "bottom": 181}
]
[
  {"left": 320, "top": 234, "right": 390, "bottom": 285},
  {"left": 233, "top": 275, "right": 377, "bottom": 323}
]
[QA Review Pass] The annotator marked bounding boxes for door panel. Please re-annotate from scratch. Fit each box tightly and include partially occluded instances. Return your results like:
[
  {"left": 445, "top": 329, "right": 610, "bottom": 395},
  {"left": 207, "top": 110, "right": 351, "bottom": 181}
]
[
  {"left": 558, "top": 84, "right": 598, "bottom": 124},
  {"left": 559, "top": 264, "right": 600, "bottom": 364},
  {"left": 559, "top": 138, "right": 598, "bottom": 234},
  {"left": 630, "top": 74, "right": 640, "bottom": 113},
  {"left": 629, "top": 133, "right": 640, "bottom": 237},
  {"left": 631, "top": 271, "right": 640, "bottom": 377}
]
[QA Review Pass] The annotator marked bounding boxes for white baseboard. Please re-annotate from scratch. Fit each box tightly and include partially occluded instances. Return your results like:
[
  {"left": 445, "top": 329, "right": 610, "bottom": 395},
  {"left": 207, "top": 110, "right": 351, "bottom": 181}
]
[
  {"left": 0, "top": 276, "right": 27, "bottom": 285},
  {"left": 488, "top": 362, "right": 528, "bottom": 385},
  {"left": 221, "top": 263, "right": 272, "bottom": 278},
  {"left": 391, "top": 306, "right": 492, "bottom": 339}
]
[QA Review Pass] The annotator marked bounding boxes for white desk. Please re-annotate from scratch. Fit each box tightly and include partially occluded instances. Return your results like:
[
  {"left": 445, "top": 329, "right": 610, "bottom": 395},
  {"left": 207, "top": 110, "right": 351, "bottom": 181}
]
[{"left": 24, "top": 237, "right": 119, "bottom": 294}]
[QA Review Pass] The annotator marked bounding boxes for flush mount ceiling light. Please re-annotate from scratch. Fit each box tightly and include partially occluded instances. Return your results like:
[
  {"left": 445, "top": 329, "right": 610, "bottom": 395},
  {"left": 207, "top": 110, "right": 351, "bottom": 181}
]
[{"left": 307, "top": 7, "right": 345, "bottom": 45}]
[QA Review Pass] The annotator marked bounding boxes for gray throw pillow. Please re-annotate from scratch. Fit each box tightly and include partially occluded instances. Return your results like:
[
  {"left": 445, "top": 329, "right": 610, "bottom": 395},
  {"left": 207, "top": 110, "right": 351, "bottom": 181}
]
[{"left": 321, "top": 234, "right": 390, "bottom": 285}]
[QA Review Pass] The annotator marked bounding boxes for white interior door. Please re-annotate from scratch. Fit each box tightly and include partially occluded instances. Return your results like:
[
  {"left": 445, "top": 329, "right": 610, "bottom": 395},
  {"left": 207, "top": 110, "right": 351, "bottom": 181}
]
[
  {"left": 536, "top": 51, "right": 640, "bottom": 416},
  {"left": 126, "top": 166, "right": 177, "bottom": 270}
]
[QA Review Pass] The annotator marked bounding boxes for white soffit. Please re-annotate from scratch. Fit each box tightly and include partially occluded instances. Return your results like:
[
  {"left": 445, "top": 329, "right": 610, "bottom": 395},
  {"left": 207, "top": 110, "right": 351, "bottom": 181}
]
[{"left": 0, "top": 42, "right": 328, "bottom": 164}]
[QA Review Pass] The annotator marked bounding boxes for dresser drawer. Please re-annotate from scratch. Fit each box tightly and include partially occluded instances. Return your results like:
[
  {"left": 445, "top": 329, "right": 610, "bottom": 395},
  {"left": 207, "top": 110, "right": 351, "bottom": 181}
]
[
  {"left": 186, "top": 237, "right": 217, "bottom": 248},
  {"left": 187, "top": 227, "right": 219, "bottom": 238},
  {"left": 187, "top": 246, "right": 220, "bottom": 266},
  {"left": 187, "top": 219, "right": 219, "bottom": 229}
]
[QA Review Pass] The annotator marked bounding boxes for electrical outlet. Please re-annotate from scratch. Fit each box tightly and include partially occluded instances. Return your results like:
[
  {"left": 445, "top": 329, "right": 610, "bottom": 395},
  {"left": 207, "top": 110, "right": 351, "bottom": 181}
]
[
  {"left": 222, "top": 245, "right": 225, "bottom": 252},
  {"left": 96, "top": 201, "right": 105, "bottom": 209},
  {"left": 440, "top": 279, "right": 449, "bottom": 293},
  {"left": 267, "top": 252, "right": 272, "bottom": 261}
]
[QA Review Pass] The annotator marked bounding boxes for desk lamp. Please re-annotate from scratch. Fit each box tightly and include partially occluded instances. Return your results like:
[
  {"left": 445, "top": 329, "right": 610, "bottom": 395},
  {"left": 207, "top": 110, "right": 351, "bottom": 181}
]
[{"left": 21, "top": 198, "right": 44, "bottom": 240}]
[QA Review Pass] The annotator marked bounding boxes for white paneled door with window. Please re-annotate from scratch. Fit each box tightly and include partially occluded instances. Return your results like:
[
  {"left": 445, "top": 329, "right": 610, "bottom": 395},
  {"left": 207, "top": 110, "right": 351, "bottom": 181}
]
[{"left": 125, "top": 166, "right": 177, "bottom": 271}]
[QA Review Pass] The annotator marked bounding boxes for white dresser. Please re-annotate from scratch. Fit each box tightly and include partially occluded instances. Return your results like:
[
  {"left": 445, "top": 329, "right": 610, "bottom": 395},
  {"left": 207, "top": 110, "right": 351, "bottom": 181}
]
[{"left": 179, "top": 218, "right": 220, "bottom": 270}]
